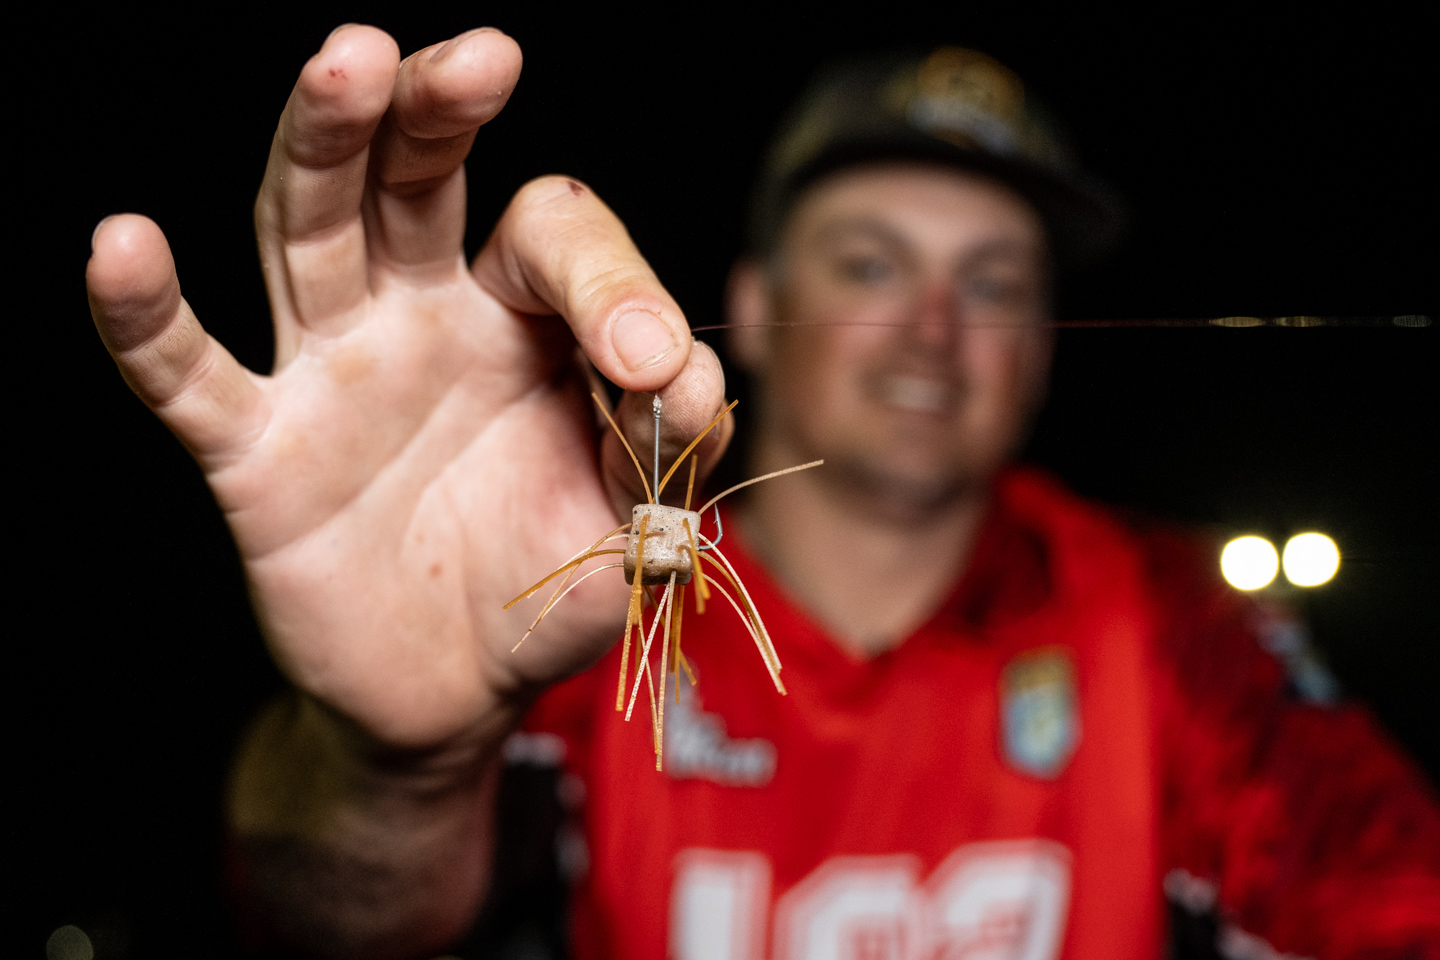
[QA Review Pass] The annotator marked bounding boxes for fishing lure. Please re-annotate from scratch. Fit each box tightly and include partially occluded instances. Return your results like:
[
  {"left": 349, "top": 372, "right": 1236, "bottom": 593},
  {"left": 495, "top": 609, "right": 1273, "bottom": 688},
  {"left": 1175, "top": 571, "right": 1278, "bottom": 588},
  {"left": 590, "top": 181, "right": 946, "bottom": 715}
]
[{"left": 504, "top": 393, "right": 821, "bottom": 770}]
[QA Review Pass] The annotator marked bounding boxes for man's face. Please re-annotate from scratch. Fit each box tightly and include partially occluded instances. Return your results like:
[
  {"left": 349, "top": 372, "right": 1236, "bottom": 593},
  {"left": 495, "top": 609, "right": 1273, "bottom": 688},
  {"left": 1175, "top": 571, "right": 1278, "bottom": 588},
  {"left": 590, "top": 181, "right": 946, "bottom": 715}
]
[{"left": 730, "top": 163, "right": 1053, "bottom": 514}]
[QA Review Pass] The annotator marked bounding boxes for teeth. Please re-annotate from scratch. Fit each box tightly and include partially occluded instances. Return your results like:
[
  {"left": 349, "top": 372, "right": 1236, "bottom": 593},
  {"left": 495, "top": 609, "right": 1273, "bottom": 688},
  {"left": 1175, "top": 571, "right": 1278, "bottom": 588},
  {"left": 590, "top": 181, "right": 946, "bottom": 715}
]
[{"left": 883, "top": 376, "right": 950, "bottom": 413}]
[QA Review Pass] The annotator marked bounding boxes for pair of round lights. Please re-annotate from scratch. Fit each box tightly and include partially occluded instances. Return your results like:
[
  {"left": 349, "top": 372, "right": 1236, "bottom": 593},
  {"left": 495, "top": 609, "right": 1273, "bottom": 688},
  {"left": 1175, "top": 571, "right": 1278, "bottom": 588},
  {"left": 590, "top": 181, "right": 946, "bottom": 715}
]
[{"left": 1221, "top": 533, "right": 1340, "bottom": 590}]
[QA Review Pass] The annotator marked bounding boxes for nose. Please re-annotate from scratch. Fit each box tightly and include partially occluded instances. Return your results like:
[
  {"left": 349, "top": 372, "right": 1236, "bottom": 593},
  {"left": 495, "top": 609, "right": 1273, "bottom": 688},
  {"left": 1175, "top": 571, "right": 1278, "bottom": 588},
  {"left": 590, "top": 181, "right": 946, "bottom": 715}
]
[{"left": 910, "top": 277, "right": 959, "bottom": 346}]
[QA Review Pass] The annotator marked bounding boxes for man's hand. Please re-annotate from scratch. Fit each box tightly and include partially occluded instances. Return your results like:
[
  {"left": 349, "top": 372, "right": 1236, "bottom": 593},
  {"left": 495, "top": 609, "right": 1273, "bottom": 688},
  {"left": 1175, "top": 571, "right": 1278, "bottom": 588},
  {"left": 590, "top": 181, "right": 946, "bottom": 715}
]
[
  {"left": 86, "top": 25, "right": 729, "bottom": 756},
  {"left": 89, "top": 24, "right": 732, "bottom": 954}
]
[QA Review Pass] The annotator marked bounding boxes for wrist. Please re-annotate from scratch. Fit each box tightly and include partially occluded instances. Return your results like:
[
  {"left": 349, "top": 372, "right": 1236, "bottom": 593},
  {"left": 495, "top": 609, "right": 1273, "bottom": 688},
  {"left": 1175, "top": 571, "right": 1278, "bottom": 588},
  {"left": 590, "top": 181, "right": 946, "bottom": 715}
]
[{"left": 228, "top": 689, "right": 514, "bottom": 837}]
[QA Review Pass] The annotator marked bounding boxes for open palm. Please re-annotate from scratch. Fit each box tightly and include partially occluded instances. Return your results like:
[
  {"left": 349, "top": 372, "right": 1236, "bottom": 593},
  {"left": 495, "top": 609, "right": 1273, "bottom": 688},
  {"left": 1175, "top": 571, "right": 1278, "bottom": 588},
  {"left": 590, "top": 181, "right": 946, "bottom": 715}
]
[{"left": 86, "top": 25, "right": 729, "bottom": 752}]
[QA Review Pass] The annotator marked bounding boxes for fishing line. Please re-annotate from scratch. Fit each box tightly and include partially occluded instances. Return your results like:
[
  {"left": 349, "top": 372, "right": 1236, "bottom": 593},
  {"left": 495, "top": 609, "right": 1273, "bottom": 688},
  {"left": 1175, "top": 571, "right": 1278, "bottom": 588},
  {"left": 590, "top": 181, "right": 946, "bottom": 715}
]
[{"left": 688, "top": 315, "right": 1431, "bottom": 332}]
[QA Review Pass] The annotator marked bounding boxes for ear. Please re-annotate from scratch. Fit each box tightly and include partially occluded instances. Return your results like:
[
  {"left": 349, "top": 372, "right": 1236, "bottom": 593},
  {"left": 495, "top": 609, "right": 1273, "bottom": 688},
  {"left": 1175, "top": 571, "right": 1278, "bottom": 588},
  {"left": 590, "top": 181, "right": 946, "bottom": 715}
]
[{"left": 724, "top": 257, "right": 772, "bottom": 374}]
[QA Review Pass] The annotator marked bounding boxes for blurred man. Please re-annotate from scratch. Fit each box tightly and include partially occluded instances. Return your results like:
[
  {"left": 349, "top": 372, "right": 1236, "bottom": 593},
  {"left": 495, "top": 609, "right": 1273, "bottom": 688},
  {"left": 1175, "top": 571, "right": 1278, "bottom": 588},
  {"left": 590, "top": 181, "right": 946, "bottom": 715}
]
[{"left": 85, "top": 25, "right": 1440, "bottom": 960}]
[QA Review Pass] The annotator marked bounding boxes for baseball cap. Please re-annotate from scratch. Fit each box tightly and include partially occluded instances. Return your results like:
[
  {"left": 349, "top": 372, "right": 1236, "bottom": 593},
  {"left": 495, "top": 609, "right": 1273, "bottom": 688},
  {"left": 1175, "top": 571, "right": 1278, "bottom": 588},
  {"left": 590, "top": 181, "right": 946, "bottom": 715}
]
[{"left": 748, "top": 47, "right": 1125, "bottom": 268}]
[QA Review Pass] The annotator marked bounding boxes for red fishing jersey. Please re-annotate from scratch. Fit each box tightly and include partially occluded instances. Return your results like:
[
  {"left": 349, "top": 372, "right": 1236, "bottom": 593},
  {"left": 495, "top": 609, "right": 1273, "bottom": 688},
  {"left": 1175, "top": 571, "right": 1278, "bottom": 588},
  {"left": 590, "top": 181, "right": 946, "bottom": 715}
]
[{"left": 523, "top": 468, "right": 1440, "bottom": 959}]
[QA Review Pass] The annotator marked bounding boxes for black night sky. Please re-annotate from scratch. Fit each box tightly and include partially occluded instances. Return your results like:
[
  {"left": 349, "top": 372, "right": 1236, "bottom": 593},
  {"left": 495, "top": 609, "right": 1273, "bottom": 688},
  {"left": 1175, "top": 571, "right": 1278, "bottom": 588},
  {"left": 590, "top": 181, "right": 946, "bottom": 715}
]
[{"left": 12, "top": 4, "right": 1436, "bottom": 956}]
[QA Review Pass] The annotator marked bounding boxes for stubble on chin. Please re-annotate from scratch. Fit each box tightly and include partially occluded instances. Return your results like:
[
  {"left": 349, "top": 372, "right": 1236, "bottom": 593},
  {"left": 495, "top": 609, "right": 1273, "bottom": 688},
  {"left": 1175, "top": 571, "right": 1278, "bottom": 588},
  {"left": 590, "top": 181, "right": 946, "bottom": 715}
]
[{"left": 807, "top": 443, "right": 988, "bottom": 526}]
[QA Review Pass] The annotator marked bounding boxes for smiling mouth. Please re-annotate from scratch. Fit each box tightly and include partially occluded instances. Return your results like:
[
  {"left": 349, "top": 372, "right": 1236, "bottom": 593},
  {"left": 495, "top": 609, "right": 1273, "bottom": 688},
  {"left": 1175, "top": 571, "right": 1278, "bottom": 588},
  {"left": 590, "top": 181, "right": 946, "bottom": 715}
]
[{"left": 877, "top": 375, "right": 956, "bottom": 414}]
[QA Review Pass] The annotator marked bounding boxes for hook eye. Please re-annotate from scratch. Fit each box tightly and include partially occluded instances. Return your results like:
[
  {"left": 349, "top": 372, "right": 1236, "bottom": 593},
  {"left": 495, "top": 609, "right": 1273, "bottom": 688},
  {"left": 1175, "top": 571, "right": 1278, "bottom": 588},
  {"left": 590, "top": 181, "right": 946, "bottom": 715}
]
[{"left": 699, "top": 504, "right": 723, "bottom": 551}]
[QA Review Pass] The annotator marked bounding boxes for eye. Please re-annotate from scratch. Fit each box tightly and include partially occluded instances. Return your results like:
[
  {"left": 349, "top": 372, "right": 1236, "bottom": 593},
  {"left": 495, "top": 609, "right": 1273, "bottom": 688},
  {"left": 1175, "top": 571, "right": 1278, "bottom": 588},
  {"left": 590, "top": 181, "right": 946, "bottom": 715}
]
[
  {"left": 966, "top": 274, "right": 1030, "bottom": 306},
  {"left": 837, "top": 255, "right": 894, "bottom": 285}
]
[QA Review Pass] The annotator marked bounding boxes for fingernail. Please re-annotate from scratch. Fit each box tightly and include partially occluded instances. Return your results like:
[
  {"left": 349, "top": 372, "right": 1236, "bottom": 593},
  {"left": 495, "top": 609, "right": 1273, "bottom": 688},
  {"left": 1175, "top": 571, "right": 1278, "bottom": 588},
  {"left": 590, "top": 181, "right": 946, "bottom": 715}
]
[
  {"left": 613, "top": 310, "right": 677, "bottom": 372},
  {"left": 325, "top": 23, "right": 360, "bottom": 43},
  {"left": 432, "top": 27, "right": 486, "bottom": 63},
  {"left": 91, "top": 215, "right": 116, "bottom": 251}
]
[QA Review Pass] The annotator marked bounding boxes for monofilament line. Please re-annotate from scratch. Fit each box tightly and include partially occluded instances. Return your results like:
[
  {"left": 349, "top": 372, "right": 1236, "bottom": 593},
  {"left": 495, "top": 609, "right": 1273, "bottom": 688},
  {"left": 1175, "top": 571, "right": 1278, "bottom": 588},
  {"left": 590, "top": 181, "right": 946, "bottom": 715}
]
[{"left": 687, "top": 315, "right": 1432, "bottom": 332}]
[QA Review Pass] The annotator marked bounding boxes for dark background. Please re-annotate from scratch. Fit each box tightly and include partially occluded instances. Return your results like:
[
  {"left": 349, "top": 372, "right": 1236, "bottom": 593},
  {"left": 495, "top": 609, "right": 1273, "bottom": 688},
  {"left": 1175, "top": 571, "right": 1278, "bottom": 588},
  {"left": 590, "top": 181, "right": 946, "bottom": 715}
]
[{"left": 11, "top": 3, "right": 1436, "bottom": 957}]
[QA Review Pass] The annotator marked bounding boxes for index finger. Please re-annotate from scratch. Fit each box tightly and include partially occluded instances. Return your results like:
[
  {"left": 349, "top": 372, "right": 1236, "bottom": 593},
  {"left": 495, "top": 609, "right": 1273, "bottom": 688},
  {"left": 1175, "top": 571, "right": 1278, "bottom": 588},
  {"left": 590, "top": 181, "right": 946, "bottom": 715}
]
[
  {"left": 472, "top": 175, "right": 689, "bottom": 392},
  {"left": 254, "top": 25, "right": 400, "bottom": 354}
]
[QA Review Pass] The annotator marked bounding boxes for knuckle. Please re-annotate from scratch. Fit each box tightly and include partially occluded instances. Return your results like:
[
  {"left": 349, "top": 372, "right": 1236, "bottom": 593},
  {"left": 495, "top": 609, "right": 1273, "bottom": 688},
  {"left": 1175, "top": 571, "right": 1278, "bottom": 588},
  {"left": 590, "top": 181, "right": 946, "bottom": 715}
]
[{"left": 574, "top": 265, "right": 655, "bottom": 313}]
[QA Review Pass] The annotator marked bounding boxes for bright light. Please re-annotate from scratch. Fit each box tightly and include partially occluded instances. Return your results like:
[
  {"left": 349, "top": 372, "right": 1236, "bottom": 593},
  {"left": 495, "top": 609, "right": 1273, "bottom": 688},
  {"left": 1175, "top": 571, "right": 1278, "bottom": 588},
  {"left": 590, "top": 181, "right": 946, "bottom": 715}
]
[
  {"left": 46, "top": 926, "right": 93, "bottom": 960},
  {"left": 1283, "top": 533, "right": 1340, "bottom": 586},
  {"left": 1221, "top": 536, "right": 1279, "bottom": 590}
]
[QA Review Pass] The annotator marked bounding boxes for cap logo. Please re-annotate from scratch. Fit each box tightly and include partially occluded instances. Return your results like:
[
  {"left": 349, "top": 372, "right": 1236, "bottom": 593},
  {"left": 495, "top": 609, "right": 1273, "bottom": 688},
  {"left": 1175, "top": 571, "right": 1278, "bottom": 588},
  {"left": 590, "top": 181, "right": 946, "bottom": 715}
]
[{"left": 902, "top": 47, "right": 1026, "bottom": 156}]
